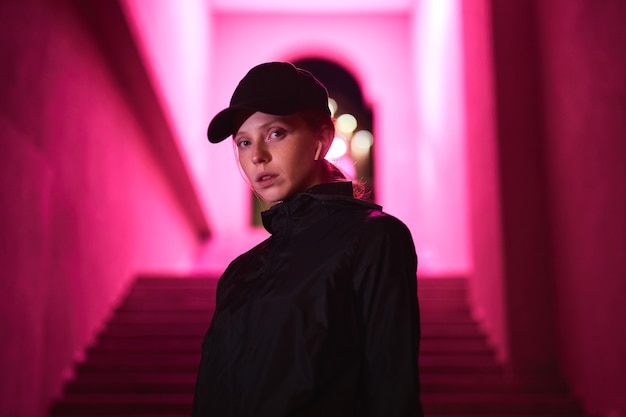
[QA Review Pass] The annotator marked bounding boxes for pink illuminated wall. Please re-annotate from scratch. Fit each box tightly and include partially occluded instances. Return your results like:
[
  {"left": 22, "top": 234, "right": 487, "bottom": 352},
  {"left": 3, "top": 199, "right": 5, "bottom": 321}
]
[
  {"left": 461, "top": 0, "right": 507, "bottom": 362},
  {"left": 411, "top": 0, "right": 469, "bottom": 274},
  {"left": 0, "top": 1, "right": 202, "bottom": 415},
  {"left": 537, "top": 1, "right": 626, "bottom": 415},
  {"left": 119, "top": 0, "right": 214, "bottom": 226},
  {"left": 485, "top": 1, "right": 626, "bottom": 415}
]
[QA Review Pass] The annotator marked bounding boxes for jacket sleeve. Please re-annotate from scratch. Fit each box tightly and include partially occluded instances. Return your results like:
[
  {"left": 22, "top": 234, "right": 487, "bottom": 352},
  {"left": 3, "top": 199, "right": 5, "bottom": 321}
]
[{"left": 353, "top": 215, "right": 423, "bottom": 417}]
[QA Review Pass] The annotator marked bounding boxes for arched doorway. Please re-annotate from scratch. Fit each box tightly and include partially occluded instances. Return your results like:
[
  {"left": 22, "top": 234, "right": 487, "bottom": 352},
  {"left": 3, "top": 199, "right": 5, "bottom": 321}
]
[{"left": 294, "top": 58, "right": 375, "bottom": 200}]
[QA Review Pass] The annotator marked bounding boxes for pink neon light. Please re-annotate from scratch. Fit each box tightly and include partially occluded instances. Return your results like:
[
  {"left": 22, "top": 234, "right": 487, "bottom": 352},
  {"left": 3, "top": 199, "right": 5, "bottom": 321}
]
[{"left": 413, "top": 0, "right": 470, "bottom": 273}]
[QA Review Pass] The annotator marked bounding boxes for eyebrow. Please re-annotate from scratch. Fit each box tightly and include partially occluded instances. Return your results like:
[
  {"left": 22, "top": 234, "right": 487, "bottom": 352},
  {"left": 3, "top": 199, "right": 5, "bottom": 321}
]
[{"left": 234, "top": 116, "right": 293, "bottom": 137}]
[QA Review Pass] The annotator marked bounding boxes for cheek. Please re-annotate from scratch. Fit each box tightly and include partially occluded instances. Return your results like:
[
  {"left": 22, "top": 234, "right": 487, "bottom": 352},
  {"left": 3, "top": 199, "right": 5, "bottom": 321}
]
[
  {"left": 286, "top": 150, "right": 317, "bottom": 180},
  {"left": 282, "top": 147, "right": 303, "bottom": 168},
  {"left": 237, "top": 153, "right": 255, "bottom": 182},
  {"left": 288, "top": 140, "right": 316, "bottom": 165}
]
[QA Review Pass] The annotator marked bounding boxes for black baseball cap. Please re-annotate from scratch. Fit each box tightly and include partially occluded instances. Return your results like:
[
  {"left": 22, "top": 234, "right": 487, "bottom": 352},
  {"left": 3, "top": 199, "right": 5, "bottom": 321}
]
[{"left": 207, "top": 62, "right": 331, "bottom": 143}]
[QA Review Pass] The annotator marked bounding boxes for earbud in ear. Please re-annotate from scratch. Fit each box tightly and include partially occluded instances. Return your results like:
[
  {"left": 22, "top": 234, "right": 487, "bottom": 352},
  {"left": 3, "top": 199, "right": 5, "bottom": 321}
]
[{"left": 314, "top": 141, "right": 323, "bottom": 161}]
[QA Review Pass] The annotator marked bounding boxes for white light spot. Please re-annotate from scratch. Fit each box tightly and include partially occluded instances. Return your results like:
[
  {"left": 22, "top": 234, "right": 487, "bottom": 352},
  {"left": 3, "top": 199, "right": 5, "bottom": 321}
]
[
  {"left": 326, "top": 136, "right": 348, "bottom": 159},
  {"left": 337, "top": 113, "right": 357, "bottom": 134}
]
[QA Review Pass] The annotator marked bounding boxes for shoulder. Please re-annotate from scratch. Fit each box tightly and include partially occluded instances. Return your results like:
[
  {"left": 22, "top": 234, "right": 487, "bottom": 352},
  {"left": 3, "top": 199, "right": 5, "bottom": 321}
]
[
  {"left": 350, "top": 210, "right": 418, "bottom": 293},
  {"left": 222, "top": 238, "right": 269, "bottom": 275},
  {"left": 328, "top": 197, "right": 412, "bottom": 236},
  {"left": 344, "top": 207, "right": 417, "bottom": 264},
  {"left": 359, "top": 209, "right": 414, "bottom": 243},
  {"left": 324, "top": 198, "right": 416, "bottom": 249},
  {"left": 215, "top": 238, "right": 270, "bottom": 292}
]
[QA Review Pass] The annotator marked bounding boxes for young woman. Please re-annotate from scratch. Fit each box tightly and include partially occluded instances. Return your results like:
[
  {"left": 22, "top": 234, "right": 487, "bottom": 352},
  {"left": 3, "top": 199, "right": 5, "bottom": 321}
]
[{"left": 192, "top": 62, "right": 423, "bottom": 416}]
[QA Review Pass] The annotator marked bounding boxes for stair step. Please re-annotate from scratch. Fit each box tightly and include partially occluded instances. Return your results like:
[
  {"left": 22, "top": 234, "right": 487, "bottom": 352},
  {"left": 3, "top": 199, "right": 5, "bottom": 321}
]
[
  {"left": 80, "top": 351, "right": 500, "bottom": 369},
  {"left": 54, "top": 412, "right": 189, "bottom": 417},
  {"left": 419, "top": 304, "right": 474, "bottom": 314},
  {"left": 63, "top": 372, "right": 570, "bottom": 396},
  {"left": 92, "top": 336, "right": 203, "bottom": 351},
  {"left": 421, "top": 392, "right": 582, "bottom": 414},
  {"left": 419, "top": 312, "right": 476, "bottom": 323},
  {"left": 83, "top": 352, "right": 201, "bottom": 366},
  {"left": 64, "top": 381, "right": 569, "bottom": 396},
  {"left": 113, "top": 301, "right": 215, "bottom": 311},
  {"left": 420, "top": 375, "right": 570, "bottom": 393},
  {"left": 133, "top": 276, "right": 218, "bottom": 286},
  {"left": 64, "top": 380, "right": 195, "bottom": 394},
  {"left": 75, "top": 362, "right": 200, "bottom": 373},
  {"left": 417, "top": 277, "right": 468, "bottom": 288},
  {"left": 420, "top": 338, "right": 494, "bottom": 353},
  {"left": 88, "top": 339, "right": 494, "bottom": 356},
  {"left": 122, "top": 292, "right": 216, "bottom": 302},
  {"left": 50, "top": 393, "right": 192, "bottom": 415},
  {"left": 67, "top": 372, "right": 195, "bottom": 383},
  {"left": 68, "top": 372, "right": 563, "bottom": 387},
  {"left": 91, "top": 336, "right": 495, "bottom": 352},
  {"left": 420, "top": 354, "right": 500, "bottom": 367},
  {"left": 102, "top": 323, "right": 208, "bottom": 337},
  {"left": 54, "top": 409, "right": 582, "bottom": 416},
  {"left": 87, "top": 335, "right": 493, "bottom": 355},
  {"left": 106, "top": 310, "right": 475, "bottom": 325},
  {"left": 73, "top": 362, "right": 504, "bottom": 375},
  {"left": 119, "top": 295, "right": 214, "bottom": 304},
  {"left": 98, "top": 322, "right": 486, "bottom": 338},
  {"left": 421, "top": 322, "right": 483, "bottom": 333},
  {"left": 51, "top": 392, "right": 580, "bottom": 415},
  {"left": 113, "top": 306, "right": 212, "bottom": 314},
  {"left": 106, "top": 311, "right": 213, "bottom": 324}
]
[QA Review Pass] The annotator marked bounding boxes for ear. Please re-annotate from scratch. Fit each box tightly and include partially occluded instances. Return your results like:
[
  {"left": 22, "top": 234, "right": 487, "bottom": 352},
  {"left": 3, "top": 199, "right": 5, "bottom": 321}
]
[
  {"left": 314, "top": 125, "right": 334, "bottom": 161},
  {"left": 314, "top": 140, "right": 324, "bottom": 161}
]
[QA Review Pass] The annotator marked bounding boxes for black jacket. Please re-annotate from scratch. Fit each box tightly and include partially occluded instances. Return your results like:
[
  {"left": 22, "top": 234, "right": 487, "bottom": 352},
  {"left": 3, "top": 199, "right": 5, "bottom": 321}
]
[{"left": 192, "top": 182, "right": 422, "bottom": 416}]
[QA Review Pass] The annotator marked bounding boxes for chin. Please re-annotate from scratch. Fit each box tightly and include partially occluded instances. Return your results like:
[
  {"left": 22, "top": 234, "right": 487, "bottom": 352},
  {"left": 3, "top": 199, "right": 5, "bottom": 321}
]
[{"left": 256, "top": 190, "right": 285, "bottom": 204}]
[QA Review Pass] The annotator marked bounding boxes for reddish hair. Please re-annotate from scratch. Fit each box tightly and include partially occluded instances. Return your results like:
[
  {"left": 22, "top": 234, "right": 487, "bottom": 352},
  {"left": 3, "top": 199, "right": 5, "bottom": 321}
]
[{"left": 300, "top": 110, "right": 367, "bottom": 200}]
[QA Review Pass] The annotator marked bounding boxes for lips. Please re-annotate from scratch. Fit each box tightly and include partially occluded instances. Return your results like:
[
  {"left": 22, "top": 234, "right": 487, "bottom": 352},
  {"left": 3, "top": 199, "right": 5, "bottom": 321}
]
[{"left": 256, "top": 173, "right": 278, "bottom": 188}]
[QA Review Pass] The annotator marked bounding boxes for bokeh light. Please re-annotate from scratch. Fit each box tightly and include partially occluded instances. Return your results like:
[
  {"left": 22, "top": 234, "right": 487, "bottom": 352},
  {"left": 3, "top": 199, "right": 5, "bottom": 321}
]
[
  {"left": 336, "top": 113, "right": 358, "bottom": 134},
  {"left": 351, "top": 130, "right": 373, "bottom": 156},
  {"left": 326, "top": 136, "right": 348, "bottom": 159}
]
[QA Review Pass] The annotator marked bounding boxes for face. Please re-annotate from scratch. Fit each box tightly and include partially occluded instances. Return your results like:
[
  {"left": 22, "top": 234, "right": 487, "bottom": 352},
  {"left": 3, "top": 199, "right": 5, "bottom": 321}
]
[{"left": 233, "top": 112, "right": 328, "bottom": 203}]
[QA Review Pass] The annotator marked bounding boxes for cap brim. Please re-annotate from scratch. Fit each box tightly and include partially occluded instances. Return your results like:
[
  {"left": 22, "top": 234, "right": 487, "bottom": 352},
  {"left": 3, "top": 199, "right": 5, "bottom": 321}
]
[
  {"left": 206, "top": 108, "right": 236, "bottom": 143},
  {"left": 207, "top": 101, "right": 307, "bottom": 143}
]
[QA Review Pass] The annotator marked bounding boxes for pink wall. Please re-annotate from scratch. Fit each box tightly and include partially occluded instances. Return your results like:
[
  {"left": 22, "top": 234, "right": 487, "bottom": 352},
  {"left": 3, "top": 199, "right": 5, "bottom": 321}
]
[
  {"left": 411, "top": 0, "right": 470, "bottom": 275},
  {"left": 480, "top": 0, "right": 626, "bottom": 414},
  {"left": 489, "top": 0, "right": 560, "bottom": 375},
  {"left": 0, "top": 1, "right": 202, "bottom": 415},
  {"left": 537, "top": 0, "right": 626, "bottom": 415},
  {"left": 120, "top": 0, "right": 214, "bottom": 225},
  {"left": 461, "top": 0, "right": 508, "bottom": 362}
]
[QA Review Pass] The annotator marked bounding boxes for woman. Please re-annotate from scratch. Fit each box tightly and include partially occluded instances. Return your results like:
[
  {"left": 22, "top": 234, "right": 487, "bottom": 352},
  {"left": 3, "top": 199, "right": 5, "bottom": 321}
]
[{"left": 193, "top": 62, "right": 423, "bottom": 416}]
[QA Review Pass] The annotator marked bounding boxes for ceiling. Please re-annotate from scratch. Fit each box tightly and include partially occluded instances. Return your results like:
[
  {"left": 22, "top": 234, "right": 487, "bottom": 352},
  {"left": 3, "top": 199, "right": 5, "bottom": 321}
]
[{"left": 209, "top": 0, "right": 414, "bottom": 13}]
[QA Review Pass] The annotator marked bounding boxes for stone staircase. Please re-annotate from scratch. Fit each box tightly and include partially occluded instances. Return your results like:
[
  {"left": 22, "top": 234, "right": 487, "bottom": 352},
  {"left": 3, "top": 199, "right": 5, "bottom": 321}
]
[{"left": 49, "top": 276, "right": 584, "bottom": 416}]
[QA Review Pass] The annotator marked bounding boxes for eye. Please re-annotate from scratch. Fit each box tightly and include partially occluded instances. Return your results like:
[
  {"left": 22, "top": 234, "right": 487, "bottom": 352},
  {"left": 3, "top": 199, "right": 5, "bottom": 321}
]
[
  {"left": 236, "top": 138, "right": 251, "bottom": 148},
  {"left": 268, "top": 128, "right": 286, "bottom": 140}
]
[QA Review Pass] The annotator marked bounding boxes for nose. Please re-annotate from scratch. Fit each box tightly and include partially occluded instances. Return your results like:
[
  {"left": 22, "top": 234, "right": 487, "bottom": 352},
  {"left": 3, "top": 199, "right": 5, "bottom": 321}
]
[{"left": 251, "top": 142, "right": 270, "bottom": 165}]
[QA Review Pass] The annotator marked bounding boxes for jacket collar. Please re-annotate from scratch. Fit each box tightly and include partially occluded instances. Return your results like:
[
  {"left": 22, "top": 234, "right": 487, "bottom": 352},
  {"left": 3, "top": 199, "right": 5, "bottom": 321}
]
[{"left": 261, "top": 182, "right": 380, "bottom": 235}]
